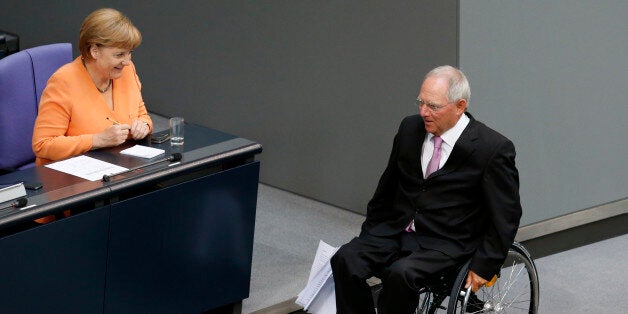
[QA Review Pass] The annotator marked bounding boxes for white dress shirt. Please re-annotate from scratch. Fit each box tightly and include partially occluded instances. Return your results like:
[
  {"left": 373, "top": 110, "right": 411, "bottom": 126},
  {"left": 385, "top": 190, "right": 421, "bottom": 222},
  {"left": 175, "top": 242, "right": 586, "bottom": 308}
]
[{"left": 420, "top": 113, "right": 470, "bottom": 179}]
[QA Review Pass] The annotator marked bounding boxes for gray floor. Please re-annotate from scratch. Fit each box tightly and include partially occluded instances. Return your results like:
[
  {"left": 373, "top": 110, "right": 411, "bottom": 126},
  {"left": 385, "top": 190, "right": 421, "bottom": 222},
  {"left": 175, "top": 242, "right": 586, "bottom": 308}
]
[
  {"left": 246, "top": 184, "right": 628, "bottom": 313},
  {"left": 245, "top": 184, "right": 363, "bottom": 313}
]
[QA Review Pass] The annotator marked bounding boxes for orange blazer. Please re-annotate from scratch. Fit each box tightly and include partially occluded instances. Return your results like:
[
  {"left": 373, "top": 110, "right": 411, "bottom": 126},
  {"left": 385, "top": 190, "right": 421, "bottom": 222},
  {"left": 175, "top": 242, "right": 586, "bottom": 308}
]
[{"left": 32, "top": 57, "right": 153, "bottom": 165}]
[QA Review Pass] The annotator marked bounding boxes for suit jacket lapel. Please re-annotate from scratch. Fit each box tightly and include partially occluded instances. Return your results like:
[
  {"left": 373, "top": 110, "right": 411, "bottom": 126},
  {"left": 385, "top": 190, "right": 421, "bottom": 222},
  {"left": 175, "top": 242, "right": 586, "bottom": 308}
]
[
  {"left": 416, "top": 124, "right": 427, "bottom": 183},
  {"left": 429, "top": 113, "right": 478, "bottom": 179}
]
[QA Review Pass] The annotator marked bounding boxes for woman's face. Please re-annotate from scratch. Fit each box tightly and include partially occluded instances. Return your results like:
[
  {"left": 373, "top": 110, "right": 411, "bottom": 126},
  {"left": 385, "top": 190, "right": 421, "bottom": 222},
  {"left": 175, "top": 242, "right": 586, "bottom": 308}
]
[{"left": 91, "top": 45, "right": 133, "bottom": 80}]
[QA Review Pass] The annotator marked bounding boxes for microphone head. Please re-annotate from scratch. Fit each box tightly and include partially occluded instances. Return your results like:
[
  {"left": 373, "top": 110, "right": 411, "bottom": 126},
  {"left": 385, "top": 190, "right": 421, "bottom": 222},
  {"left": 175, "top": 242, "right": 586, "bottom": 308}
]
[
  {"left": 13, "top": 197, "right": 28, "bottom": 208},
  {"left": 170, "top": 153, "right": 182, "bottom": 162}
]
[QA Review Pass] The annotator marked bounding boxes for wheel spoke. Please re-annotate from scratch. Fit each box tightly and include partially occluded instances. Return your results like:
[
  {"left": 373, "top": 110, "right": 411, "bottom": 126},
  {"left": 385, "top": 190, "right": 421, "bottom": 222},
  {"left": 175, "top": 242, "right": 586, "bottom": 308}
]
[
  {"left": 500, "top": 263, "right": 526, "bottom": 304},
  {"left": 442, "top": 243, "right": 538, "bottom": 314}
]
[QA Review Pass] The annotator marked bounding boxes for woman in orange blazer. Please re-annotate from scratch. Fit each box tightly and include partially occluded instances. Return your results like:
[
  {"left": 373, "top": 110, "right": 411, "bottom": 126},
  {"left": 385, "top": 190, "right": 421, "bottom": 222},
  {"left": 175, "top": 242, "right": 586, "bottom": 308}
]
[
  {"left": 32, "top": 8, "right": 153, "bottom": 223},
  {"left": 33, "top": 8, "right": 153, "bottom": 166}
]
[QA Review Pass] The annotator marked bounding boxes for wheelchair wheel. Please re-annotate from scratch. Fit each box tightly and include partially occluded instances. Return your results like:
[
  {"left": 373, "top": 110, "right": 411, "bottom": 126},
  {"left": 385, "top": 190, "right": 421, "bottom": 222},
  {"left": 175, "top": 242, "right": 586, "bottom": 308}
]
[{"left": 447, "top": 242, "right": 539, "bottom": 313}]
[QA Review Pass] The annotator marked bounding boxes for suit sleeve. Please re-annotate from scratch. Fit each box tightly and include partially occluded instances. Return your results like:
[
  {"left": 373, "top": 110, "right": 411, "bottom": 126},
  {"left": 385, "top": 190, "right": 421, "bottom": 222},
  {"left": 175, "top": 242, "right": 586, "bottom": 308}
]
[
  {"left": 366, "top": 133, "right": 399, "bottom": 214},
  {"left": 32, "top": 75, "right": 94, "bottom": 162},
  {"left": 129, "top": 62, "right": 153, "bottom": 132},
  {"left": 470, "top": 139, "right": 522, "bottom": 279},
  {"left": 363, "top": 120, "right": 404, "bottom": 227}
]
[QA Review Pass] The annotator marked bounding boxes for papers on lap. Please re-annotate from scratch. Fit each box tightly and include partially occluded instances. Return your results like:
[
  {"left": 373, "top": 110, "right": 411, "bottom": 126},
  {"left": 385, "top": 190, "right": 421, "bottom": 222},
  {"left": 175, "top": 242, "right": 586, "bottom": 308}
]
[
  {"left": 45, "top": 155, "right": 128, "bottom": 181},
  {"left": 296, "top": 240, "right": 339, "bottom": 313}
]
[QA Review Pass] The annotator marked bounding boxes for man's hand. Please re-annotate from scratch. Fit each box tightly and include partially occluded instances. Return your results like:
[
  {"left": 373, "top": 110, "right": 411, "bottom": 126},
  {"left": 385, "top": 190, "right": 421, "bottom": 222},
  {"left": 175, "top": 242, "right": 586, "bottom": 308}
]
[{"left": 465, "top": 270, "right": 489, "bottom": 293}]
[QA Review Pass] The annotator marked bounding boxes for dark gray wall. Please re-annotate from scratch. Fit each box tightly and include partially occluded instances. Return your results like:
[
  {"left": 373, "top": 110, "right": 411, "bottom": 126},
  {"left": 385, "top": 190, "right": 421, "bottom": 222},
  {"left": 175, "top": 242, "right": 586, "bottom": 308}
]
[
  {"left": 460, "top": 2, "right": 628, "bottom": 225},
  {"left": 1, "top": 1, "right": 458, "bottom": 215}
]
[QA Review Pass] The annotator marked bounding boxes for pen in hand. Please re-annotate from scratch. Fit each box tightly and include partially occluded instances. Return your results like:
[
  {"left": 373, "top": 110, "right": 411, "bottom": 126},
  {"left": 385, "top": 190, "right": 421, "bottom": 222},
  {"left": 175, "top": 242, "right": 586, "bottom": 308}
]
[{"left": 106, "top": 117, "right": 120, "bottom": 125}]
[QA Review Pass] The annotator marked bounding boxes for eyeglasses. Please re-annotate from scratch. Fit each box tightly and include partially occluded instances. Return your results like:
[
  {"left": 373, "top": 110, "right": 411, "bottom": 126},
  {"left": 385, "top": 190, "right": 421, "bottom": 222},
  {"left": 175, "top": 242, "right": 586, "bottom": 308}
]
[{"left": 415, "top": 98, "right": 453, "bottom": 112}]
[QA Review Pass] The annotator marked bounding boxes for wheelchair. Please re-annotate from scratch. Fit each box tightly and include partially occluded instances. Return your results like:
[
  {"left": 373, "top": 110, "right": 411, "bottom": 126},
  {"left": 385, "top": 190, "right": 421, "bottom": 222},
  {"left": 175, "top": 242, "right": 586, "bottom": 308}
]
[{"left": 372, "top": 242, "right": 539, "bottom": 313}]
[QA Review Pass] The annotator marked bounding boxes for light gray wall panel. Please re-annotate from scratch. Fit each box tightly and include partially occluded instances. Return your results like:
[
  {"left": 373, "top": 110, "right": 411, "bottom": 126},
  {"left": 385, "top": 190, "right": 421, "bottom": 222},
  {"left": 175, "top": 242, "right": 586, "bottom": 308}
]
[
  {"left": 1, "top": 1, "right": 458, "bottom": 214},
  {"left": 460, "top": 2, "right": 628, "bottom": 225}
]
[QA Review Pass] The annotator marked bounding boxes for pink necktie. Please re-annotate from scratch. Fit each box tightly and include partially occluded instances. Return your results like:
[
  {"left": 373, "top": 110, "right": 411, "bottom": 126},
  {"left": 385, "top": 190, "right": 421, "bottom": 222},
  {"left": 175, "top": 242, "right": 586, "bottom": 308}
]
[
  {"left": 425, "top": 136, "right": 443, "bottom": 178},
  {"left": 407, "top": 136, "right": 444, "bottom": 232}
]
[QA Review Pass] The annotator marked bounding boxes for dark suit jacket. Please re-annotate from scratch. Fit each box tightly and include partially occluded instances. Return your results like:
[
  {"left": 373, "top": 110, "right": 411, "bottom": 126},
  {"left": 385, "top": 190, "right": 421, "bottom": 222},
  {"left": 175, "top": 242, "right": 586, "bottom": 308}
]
[{"left": 362, "top": 113, "right": 522, "bottom": 279}]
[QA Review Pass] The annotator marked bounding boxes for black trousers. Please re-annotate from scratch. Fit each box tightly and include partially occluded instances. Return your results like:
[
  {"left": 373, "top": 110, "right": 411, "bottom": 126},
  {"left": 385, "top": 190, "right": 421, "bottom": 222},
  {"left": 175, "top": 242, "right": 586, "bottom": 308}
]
[{"left": 330, "top": 231, "right": 465, "bottom": 314}]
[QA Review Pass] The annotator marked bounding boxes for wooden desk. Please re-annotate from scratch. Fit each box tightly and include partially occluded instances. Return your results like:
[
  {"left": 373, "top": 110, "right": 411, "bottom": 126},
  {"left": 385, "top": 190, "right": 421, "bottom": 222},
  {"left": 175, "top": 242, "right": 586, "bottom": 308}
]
[{"left": 0, "top": 123, "right": 262, "bottom": 314}]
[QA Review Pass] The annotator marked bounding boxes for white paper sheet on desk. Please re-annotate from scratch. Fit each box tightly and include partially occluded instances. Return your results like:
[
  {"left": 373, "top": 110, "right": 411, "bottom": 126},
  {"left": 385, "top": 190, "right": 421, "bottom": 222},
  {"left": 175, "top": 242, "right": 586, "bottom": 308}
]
[
  {"left": 45, "top": 155, "right": 128, "bottom": 181},
  {"left": 120, "top": 145, "right": 165, "bottom": 159},
  {"left": 296, "top": 240, "right": 339, "bottom": 313}
]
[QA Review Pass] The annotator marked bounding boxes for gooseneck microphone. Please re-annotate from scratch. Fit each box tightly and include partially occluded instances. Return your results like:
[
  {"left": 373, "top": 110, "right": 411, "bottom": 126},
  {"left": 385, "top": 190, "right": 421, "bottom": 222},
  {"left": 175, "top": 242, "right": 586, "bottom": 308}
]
[
  {"left": 102, "top": 153, "right": 182, "bottom": 182},
  {"left": 0, "top": 197, "right": 28, "bottom": 211}
]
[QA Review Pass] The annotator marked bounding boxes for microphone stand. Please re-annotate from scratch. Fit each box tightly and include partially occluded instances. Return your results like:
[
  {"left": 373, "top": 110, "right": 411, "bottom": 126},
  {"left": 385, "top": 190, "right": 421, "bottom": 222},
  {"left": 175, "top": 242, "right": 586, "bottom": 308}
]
[
  {"left": 0, "top": 197, "right": 28, "bottom": 211},
  {"left": 102, "top": 153, "right": 182, "bottom": 182}
]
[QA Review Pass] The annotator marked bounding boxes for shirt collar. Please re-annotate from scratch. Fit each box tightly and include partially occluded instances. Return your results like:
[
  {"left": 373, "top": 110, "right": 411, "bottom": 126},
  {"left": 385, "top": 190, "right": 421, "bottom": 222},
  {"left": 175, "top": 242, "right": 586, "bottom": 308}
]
[{"left": 427, "top": 113, "right": 470, "bottom": 147}]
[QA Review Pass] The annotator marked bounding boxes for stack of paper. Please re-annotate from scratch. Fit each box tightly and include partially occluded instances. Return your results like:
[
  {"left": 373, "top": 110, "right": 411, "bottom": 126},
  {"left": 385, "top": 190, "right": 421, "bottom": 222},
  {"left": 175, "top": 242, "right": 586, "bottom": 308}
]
[
  {"left": 296, "top": 240, "right": 339, "bottom": 313},
  {"left": 120, "top": 145, "right": 165, "bottom": 159}
]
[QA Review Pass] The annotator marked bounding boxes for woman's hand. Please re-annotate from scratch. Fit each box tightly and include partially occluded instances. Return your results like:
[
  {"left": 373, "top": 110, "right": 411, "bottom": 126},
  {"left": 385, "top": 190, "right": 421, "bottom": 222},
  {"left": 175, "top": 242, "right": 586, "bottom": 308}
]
[
  {"left": 93, "top": 124, "right": 130, "bottom": 149},
  {"left": 130, "top": 119, "right": 150, "bottom": 140}
]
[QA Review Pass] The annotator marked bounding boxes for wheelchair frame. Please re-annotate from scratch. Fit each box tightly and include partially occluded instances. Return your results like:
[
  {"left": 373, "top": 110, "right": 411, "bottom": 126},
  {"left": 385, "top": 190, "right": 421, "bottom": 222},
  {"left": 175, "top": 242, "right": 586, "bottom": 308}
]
[{"left": 373, "top": 241, "right": 539, "bottom": 313}]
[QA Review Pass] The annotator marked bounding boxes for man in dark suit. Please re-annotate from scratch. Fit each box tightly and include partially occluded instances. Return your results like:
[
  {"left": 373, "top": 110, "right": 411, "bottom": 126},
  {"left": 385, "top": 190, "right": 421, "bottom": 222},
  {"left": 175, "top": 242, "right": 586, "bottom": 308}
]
[{"left": 330, "top": 65, "right": 522, "bottom": 314}]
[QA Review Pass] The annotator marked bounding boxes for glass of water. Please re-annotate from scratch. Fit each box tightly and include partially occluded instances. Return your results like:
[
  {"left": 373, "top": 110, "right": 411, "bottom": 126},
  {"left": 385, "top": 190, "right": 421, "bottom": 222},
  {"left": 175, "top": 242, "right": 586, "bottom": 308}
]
[{"left": 169, "top": 117, "right": 184, "bottom": 146}]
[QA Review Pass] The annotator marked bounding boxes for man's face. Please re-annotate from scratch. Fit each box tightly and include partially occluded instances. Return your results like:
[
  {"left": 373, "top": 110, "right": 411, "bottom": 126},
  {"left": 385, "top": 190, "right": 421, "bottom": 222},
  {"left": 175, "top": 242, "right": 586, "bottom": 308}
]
[{"left": 417, "top": 76, "right": 466, "bottom": 136}]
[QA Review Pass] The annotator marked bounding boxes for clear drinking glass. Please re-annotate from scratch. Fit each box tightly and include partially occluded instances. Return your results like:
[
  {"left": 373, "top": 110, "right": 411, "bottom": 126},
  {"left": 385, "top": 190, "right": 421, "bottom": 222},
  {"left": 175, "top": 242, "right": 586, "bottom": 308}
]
[{"left": 169, "top": 117, "right": 184, "bottom": 146}]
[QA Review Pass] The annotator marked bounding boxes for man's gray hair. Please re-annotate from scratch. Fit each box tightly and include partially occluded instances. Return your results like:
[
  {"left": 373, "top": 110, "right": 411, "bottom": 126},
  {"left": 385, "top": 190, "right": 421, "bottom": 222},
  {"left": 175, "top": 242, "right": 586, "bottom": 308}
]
[{"left": 425, "top": 65, "right": 471, "bottom": 103}]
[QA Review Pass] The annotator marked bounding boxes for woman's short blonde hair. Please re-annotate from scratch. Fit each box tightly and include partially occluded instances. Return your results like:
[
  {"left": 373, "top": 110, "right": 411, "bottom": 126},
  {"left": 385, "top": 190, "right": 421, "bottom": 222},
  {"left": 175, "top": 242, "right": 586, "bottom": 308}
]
[{"left": 79, "top": 8, "right": 142, "bottom": 60}]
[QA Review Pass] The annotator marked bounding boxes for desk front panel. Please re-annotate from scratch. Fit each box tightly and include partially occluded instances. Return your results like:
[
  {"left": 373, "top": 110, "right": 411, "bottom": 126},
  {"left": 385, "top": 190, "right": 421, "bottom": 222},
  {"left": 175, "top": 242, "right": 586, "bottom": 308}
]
[
  {"left": 0, "top": 208, "right": 110, "bottom": 313},
  {"left": 104, "top": 162, "right": 260, "bottom": 313}
]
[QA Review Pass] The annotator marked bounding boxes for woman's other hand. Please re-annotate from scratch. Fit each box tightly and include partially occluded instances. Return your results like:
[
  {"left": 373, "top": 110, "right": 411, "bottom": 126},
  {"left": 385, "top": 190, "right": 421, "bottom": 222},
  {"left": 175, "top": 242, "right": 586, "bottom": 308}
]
[{"left": 130, "top": 119, "right": 150, "bottom": 140}]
